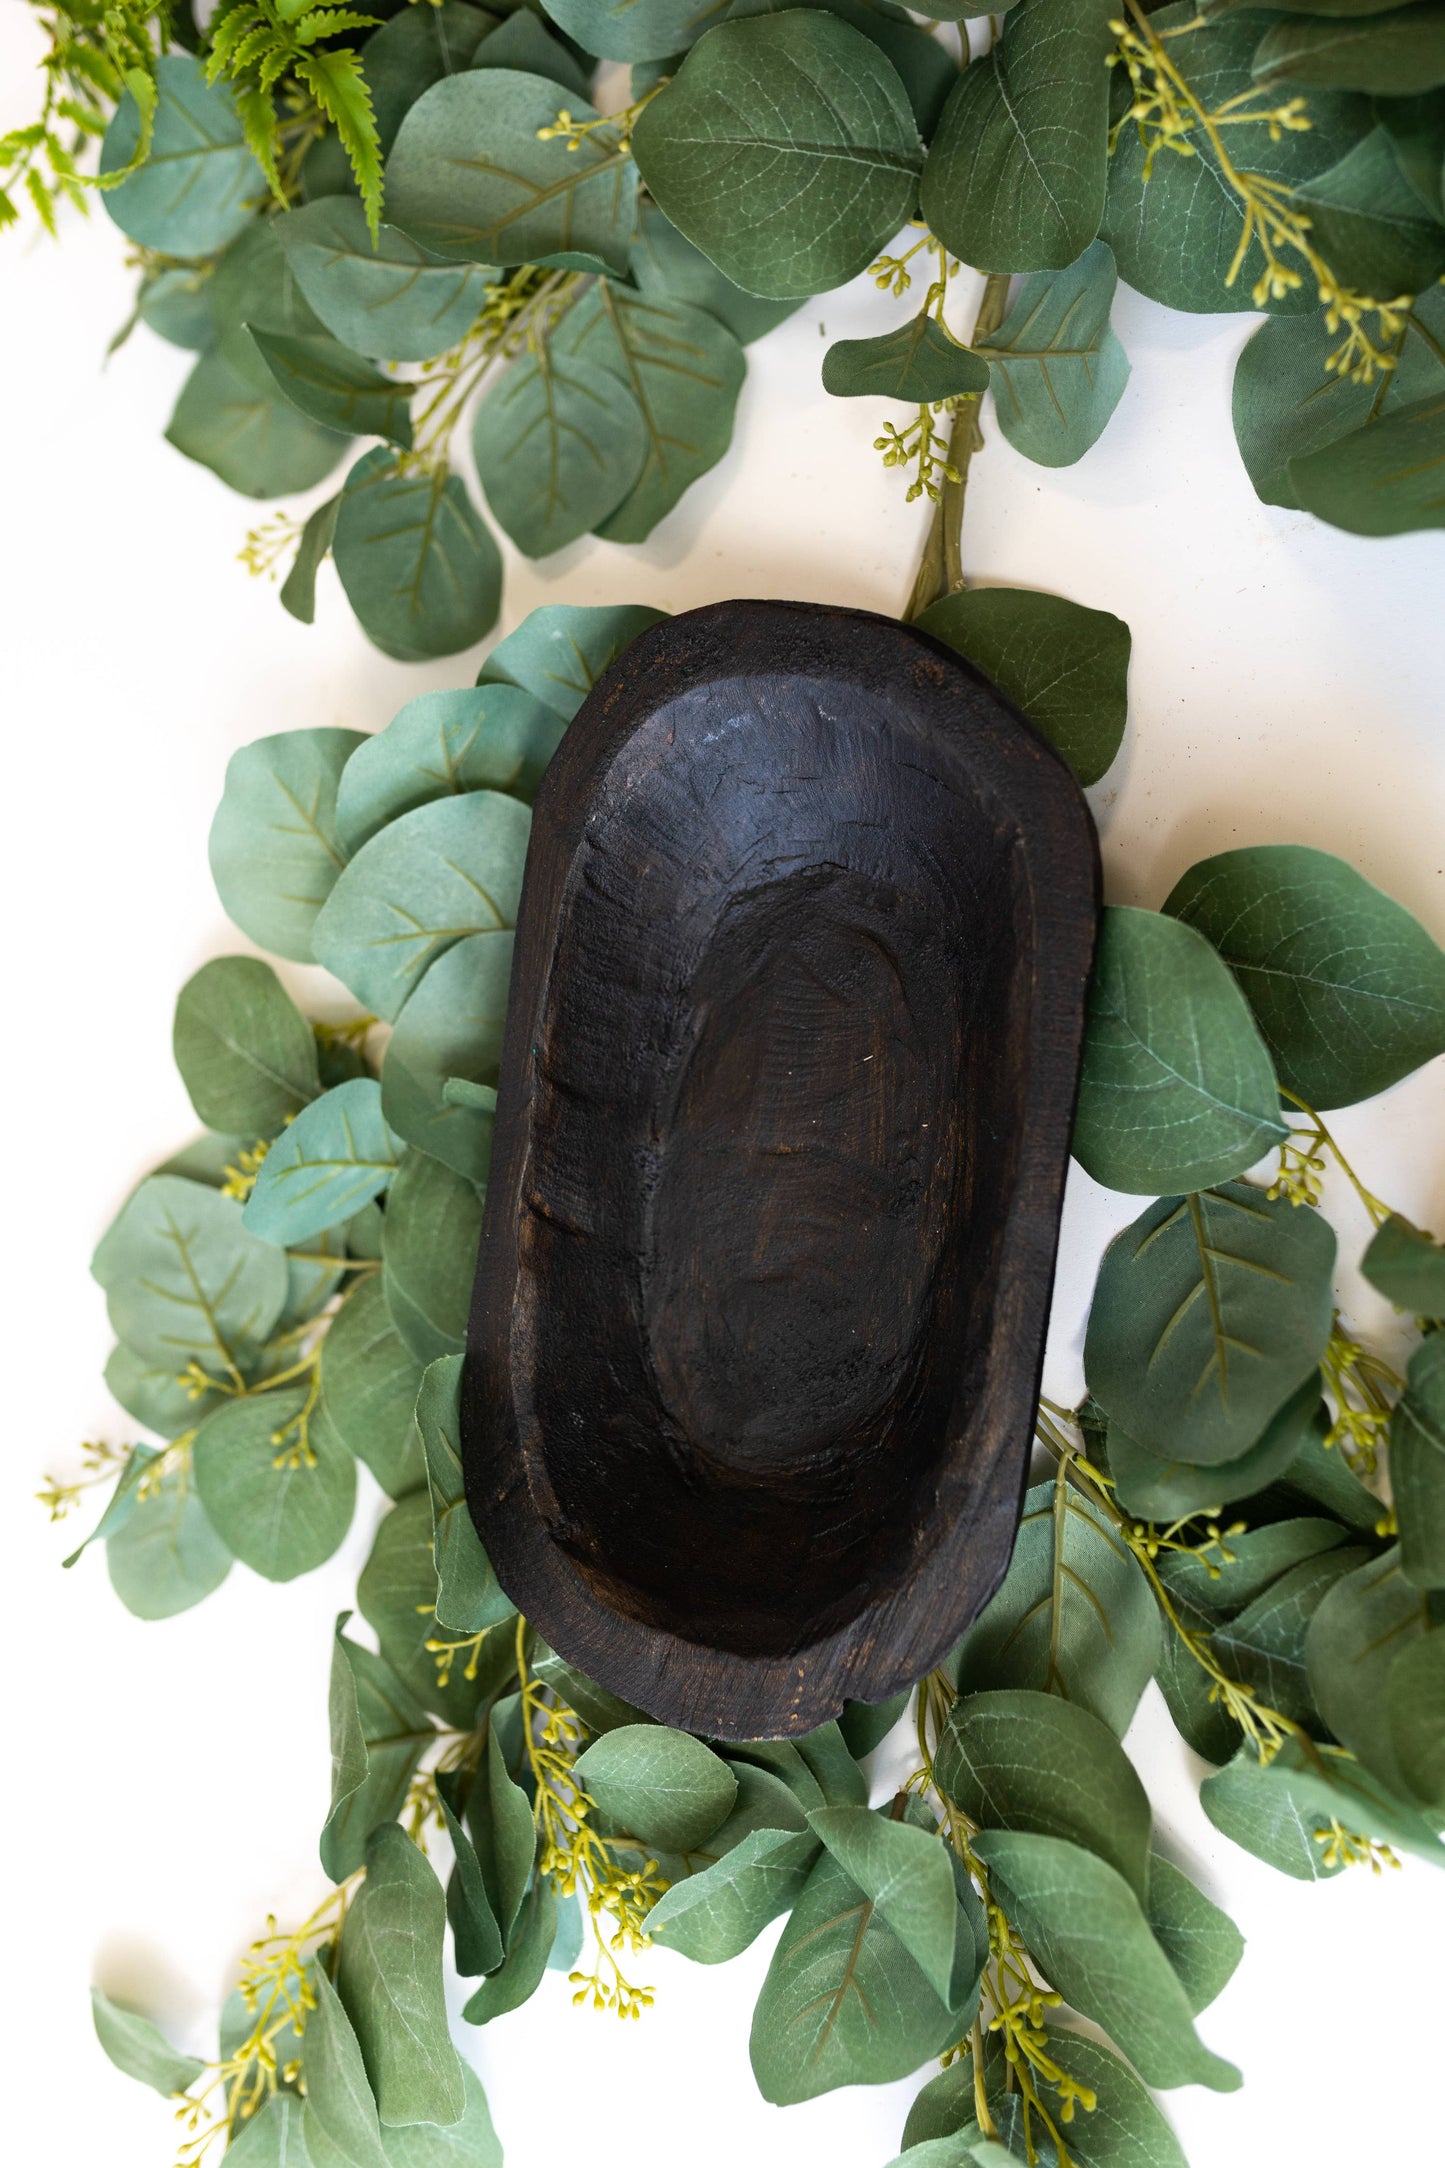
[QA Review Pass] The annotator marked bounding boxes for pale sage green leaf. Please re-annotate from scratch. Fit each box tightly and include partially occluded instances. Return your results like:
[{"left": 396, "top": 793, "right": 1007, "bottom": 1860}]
[
  {"left": 192, "top": 1388, "right": 356, "bottom": 1581},
  {"left": 629, "top": 198, "right": 801, "bottom": 344},
  {"left": 336, "top": 686, "right": 563, "bottom": 854},
  {"left": 977, "top": 241, "right": 1129, "bottom": 467},
  {"left": 631, "top": 14, "right": 923, "bottom": 299},
  {"left": 550, "top": 283, "right": 746, "bottom": 540},
  {"left": 357, "top": 1492, "right": 476, "bottom": 1729},
  {"left": 338, "top": 1823, "right": 465, "bottom": 2127},
  {"left": 951, "top": 1478, "right": 1161, "bottom": 1736},
  {"left": 936, "top": 1689, "right": 1152, "bottom": 1904},
  {"left": 461, "top": 1876, "right": 555, "bottom": 2025},
  {"left": 101, "top": 53, "right": 261, "bottom": 256},
  {"left": 472, "top": 345, "right": 648, "bottom": 554},
  {"left": 1306, "top": 1547, "right": 1431, "bottom": 1794},
  {"left": 1388, "top": 1627, "right": 1445, "bottom": 1808},
  {"left": 92, "top": 1174, "right": 289, "bottom": 1377},
  {"left": 806, "top": 1803, "right": 972, "bottom": 2006},
  {"left": 1207, "top": 1542, "right": 1368, "bottom": 1729},
  {"left": 137, "top": 264, "right": 216, "bottom": 351},
  {"left": 64, "top": 1443, "right": 161, "bottom": 1569},
  {"left": 647, "top": 1827, "right": 820, "bottom": 1962},
  {"left": 333, "top": 449, "right": 503, "bottom": 663},
  {"left": 359, "top": 3, "right": 498, "bottom": 159},
  {"left": 1072, "top": 906, "right": 1287, "bottom": 1194},
  {"left": 973, "top": 1832, "right": 1240, "bottom": 2091},
  {"left": 245, "top": 1080, "right": 402, "bottom": 1246},
  {"left": 437, "top": 1782, "right": 504, "bottom": 1978},
  {"left": 1363, "top": 1213, "right": 1445, "bottom": 1318},
  {"left": 106, "top": 1465, "right": 233, "bottom": 1619},
  {"left": 380, "top": 2066, "right": 501, "bottom": 2167},
  {"left": 313, "top": 790, "right": 530, "bottom": 1021},
  {"left": 321, "top": 1617, "right": 436, "bottom": 1882},
  {"left": 574, "top": 1724, "right": 738, "bottom": 1851},
  {"left": 1145, "top": 1855, "right": 1243, "bottom": 2016},
  {"left": 822, "top": 316, "right": 989, "bottom": 402},
  {"left": 106, "top": 1343, "right": 222, "bottom": 1442},
  {"left": 1201, "top": 1736, "right": 1445, "bottom": 1874},
  {"left": 278, "top": 198, "right": 498, "bottom": 364},
  {"left": 173, "top": 957, "right": 320, "bottom": 1137},
  {"left": 381, "top": 932, "right": 511, "bottom": 1184},
  {"left": 91, "top": 1987, "right": 204, "bottom": 2097},
  {"left": 209, "top": 727, "right": 363, "bottom": 964},
  {"left": 920, "top": 0, "right": 1116, "bottom": 273},
  {"left": 384, "top": 70, "right": 638, "bottom": 270},
  {"left": 302, "top": 1966, "right": 389, "bottom": 2168},
  {"left": 545, "top": 0, "right": 726, "bottom": 61},
  {"left": 381, "top": 1150, "right": 484, "bottom": 1365},
  {"left": 167, "top": 331, "right": 348, "bottom": 499},
  {"left": 1390, "top": 1334, "right": 1445, "bottom": 1586},
  {"left": 418, "top": 1355, "right": 514, "bottom": 1631},
  {"left": 1083, "top": 1182, "right": 1337, "bottom": 1465},
  {"left": 915, "top": 585, "right": 1129, "bottom": 787},
  {"left": 317, "top": 1275, "right": 426, "bottom": 1499},
  {"left": 748, "top": 1845, "right": 956, "bottom": 2104},
  {"left": 1105, "top": 1376, "right": 1324, "bottom": 1521},
  {"left": 250, "top": 331, "right": 415, "bottom": 446},
  {"left": 228, "top": 2095, "right": 312, "bottom": 2167},
  {"left": 480, "top": 600, "right": 669, "bottom": 716},
  {"left": 1163, "top": 842, "right": 1445, "bottom": 1108},
  {"left": 474, "top": 1726, "right": 539, "bottom": 1946}
]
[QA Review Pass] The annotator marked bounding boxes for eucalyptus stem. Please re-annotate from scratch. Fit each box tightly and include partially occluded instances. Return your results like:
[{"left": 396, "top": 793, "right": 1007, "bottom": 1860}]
[{"left": 905, "top": 269, "right": 1011, "bottom": 622}]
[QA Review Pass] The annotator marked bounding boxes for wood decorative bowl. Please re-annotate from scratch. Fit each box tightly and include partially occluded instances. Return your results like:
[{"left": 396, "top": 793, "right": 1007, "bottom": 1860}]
[{"left": 462, "top": 601, "right": 1099, "bottom": 1738}]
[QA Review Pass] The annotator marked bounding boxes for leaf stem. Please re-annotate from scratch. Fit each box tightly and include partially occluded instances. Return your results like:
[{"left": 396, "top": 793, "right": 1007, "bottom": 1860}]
[{"left": 905, "top": 270, "right": 1011, "bottom": 621}]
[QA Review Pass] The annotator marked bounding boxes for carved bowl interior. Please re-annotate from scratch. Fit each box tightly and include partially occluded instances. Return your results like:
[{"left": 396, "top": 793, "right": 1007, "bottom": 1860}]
[{"left": 463, "top": 601, "right": 1099, "bottom": 1737}]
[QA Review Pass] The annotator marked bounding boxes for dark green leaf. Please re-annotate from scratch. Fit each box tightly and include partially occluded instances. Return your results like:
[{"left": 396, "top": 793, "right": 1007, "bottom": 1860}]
[
  {"left": 381, "top": 1152, "right": 483, "bottom": 1365},
  {"left": 629, "top": 199, "right": 802, "bottom": 343},
  {"left": 1375, "top": 84, "right": 1445, "bottom": 218},
  {"left": 542, "top": 0, "right": 727, "bottom": 62},
  {"left": 838, "top": 1690, "right": 911, "bottom": 1759},
  {"left": 472, "top": 346, "right": 648, "bottom": 554},
  {"left": 437, "top": 1784, "right": 504, "bottom": 1978},
  {"left": 1388, "top": 1626, "right": 1445, "bottom": 1807},
  {"left": 1388, "top": 1334, "right": 1445, "bottom": 1585},
  {"left": 418, "top": 1355, "right": 514, "bottom": 1631},
  {"left": 361, "top": 3, "right": 499, "bottom": 159},
  {"left": 1363, "top": 1213, "right": 1445, "bottom": 1316},
  {"left": 575, "top": 1724, "right": 738, "bottom": 1850},
  {"left": 1159, "top": 1514, "right": 1349, "bottom": 1618},
  {"left": 977, "top": 241, "right": 1130, "bottom": 467},
  {"left": 1290, "top": 387, "right": 1445, "bottom": 534},
  {"left": 338, "top": 1823, "right": 465, "bottom": 2128},
  {"left": 317, "top": 1276, "right": 426, "bottom": 1499},
  {"left": 101, "top": 53, "right": 261, "bottom": 256},
  {"left": 480, "top": 600, "right": 668, "bottom": 715},
  {"left": 250, "top": 331, "right": 415, "bottom": 446},
  {"left": 321, "top": 1617, "right": 435, "bottom": 1881},
  {"left": 1306, "top": 1546, "right": 1429, "bottom": 1793},
  {"left": 916, "top": 585, "right": 1129, "bottom": 787},
  {"left": 1145, "top": 1855, "right": 1243, "bottom": 2015},
  {"left": 92, "top": 1173, "right": 289, "bottom": 1377},
  {"left": 91, "top": 1987, "right": 204, "bottom": 2097},
  {"left": 1106, "top": 1376, "right": 1325, "bottom": 1521},
  {"left": 806, "top": 1802, "right": 978, "bottom": 2006},
  {"left": 245, "top": 1079, "right": 401, "bottom": 1244},
  {"left": 1073, "top": 906, "right": 1287, "bottom": 1193},
  {"left": 1293, "top": 126, "right": 1445, "bottom": 292},
  {"left": 385, "top": 70, "right": 638, "bottom": 270},
  {"left": 278, "top": 197, "right": 498, "bottom": 364},
  {"left": 905, "top": 2030, "right": 1189, "bottom": 2168},
  {"left": 936, "top": 1689, "right": 1152, "bottom": 1903},
  {"left": 1209, "top": 1543, "right": 1369, "bottom": 1727},
  {"left": 357, "top": 1490, "right": 476, "bottom": 1727},
  {"left": 1083, "top": 1182, "right": 1337, "bottom": 1464},
  {"left": 461, "top": 1874, "right": 556, "bottom": 2024},
  {"left": 950, "top": 1477, "right": 1162, "bottom": 1735},
  {"left": 106, "top": 1464, "right": 232, "bottom": 1618},
  {"left": 1162, "top": 842, "right": 1445, "bottom": 1107},
  {"left": 209, "top": 727, "right": 363, "bottom": 964},
  {"left": 727, "top": 0, "right": 960, "bottom": 136},
  {"left": 471, "top": 10, "right": 593, "bottom": 97},
  {"left": 1253, "top": 4, "right": 1445, "bottom": 94},
  {"left": 921, "top": 0, "right": 1116, "bottom": 273},
  {"left": 822, "top": 315, "right": 989, "bottom": 402},
  {"left": 631, "top": 14, "right": 922, "bottom": 299},
  {"left": 332, "top": 449, "right": 502, "bottom": 663},
  {"left": 209, "top": 218, "right": 331, "bottom": 342}
]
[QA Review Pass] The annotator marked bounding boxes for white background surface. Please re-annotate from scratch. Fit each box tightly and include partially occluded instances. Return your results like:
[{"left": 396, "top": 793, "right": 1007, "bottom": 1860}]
[{"left": 3, "top": 6, "right": 1444, "bottom": 2161}]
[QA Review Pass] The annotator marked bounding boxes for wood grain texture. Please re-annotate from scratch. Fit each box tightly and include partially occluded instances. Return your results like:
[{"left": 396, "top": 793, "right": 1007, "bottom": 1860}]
[{"left": 462, "top": 601, "right": 1099, "bottom": 1738}]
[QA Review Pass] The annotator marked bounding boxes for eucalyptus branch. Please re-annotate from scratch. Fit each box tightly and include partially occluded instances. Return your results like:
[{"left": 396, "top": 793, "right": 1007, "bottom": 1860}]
[{"left": 905, "top": 269, "right": 1011, "bottom": 622}]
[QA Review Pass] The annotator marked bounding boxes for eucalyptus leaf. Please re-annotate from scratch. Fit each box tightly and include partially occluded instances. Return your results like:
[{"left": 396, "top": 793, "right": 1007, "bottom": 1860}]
[
  {"left": 93, "top": 1173, "right": 289, "bottom": 1377},
  {"left": 958, "top": 2033, "right": 1191, "bottom": 2168},
  {"left": 1253, "top": 4, "right": 1445, "bottom": 93},
  {"left": 250, "top": 331, "right": 415, "bottom": 447},
  {"left": 461, "top": 1875, "right": 556, "bottom": 2024},
  {"left": 382, "top": 932, "right": 512, "bottom": 1183},
  {"left": 916, "top": 586, "right": 1129, "bottom": 787},
  {"left": 839, "top": 1690, "right": 911, "bottom": 1760},
  {"left": 936, "top": 1689, "right": 1153, "bottom": 1904},
  {"left": 1106, "top": 1376, "right": 1325, "bottom": 1521},
  {"left": 317, "top": 1275, "right": 426, "bottom": 1499},
  {"left": 339, "top": 689, "right": 561, "bottom": 860},
  {"left": 1363, "top": 1213, "right": 1445, "bottom": 1316},
  {"left": 806, "top": 1803, "right": 978, "bottom": 2006},
  {"left": 361, "top": 2, "right": 499, "bottom": 157},
  {"left": 472, "top": 345, "right": 649, "bottom": 554},
  {"left": 631, "top": 13, "right": 923, "bottom": 299},
  {"left": 138, "top": 264, "right": 216, "bottom": 351},
  {"left": 1163, "top": 843, "right": 1445, "bottom": 1107},
  {"left": 950, "top": 1478, "right": 1162, "bottom": 1736},
  {"left": 437, "top": 1785, "right": 504, "bottom": 1978},
  {"left": 797, "top": 1720, "right": 870, "bottom": 1807},
  {"left": 550, "top": 283, "right": 746, "bottom": 540},
  {"left": 278, "top": 198, "right": 499, "bottom": 364},
  {"left": 64, "top": 1442, "right": 161, "bottom": 1568},
  {"left": 1201, "top": 1735, "right": 1445, "bottom": 1872},
  {"left": 209, "top": 727, "right": 363, "bottom": 964},
  {"left": 1306, "top": 1547, "right": 1428, "bottom": 1795},
  {"left": 280, "top": 491, "right": 340, "bottom": 625},
  {"left": 1388, "top": 1627, "right": 1445, "bottom": 1807},
  {"left": 418, "top": 1355, "right": 514, "bottom": 1631},
  {"left": 338, "top": 1822, "right": 466, "bottom": 2128},
  {"left": 1083, "top": 1182, "right": 1336, "bottom": 1465},
  {"left": 1159, "top": 1514, "right": 1349, "bottom": 1618},
  {"left": 105, "top": 1464, "right": 233, "bottom": 1619},
  {"left": 823, "top": 316, "right": 989, "bottom": 403},
  {"left": 244, "top": 1079, "right": 401, "bottom": 1245},
  {"left": 167, "top": 331, "right": 348, "bottom": 499},
  {"left": 629, "top": 200, "right": 802, "bottom": 344},
  {"left": 332, "top": 449, "right": 503, "bottom": 663},
  {"left": 922, "top": 0, "right": 1116, "bottom": 272},
  {"left": 385, "top": 70, "right": 638, "bottom": 270},
  {"left": 727, "top": 0, "right": 959, "bottom": 136},
  {"left": 301, "top": 1968, "right": 389, "bottom": 2168},
  {"left": 1292, "top": 126, "right": 1445, "bottom": 293},
  {"left": 473, "top": 1727, "right": 538, "bottom": 1946},
  {"left": 575, "top": 1724, "right": 738, "bottom": 1851},
  {"left": 228, "top": 2095, "right": 312, "bottom": 2168},
  {"left": 380, "top": 2066, "right": 502, "bottom": 2168},
  {"left": 480, "top": 600, "right": 668, "bottom": 716},
  {"left": 1073, "top": 905, "right": 1287, "bottom": 1193},
  {"left": 1388, "top": 1334, "right": 1445, "bottom": 1586},
  {"left": 1375, "top": 83, "right": 1445, "bottom": 217},
  {"left": 192, "top": 1387, "right": 356, "bottom": 1581},
  {"left": 357, "top": 1490, "right": 478, "bottom": 1728},
  {"left": 382, "top": 1150, "right": 484, "bottom": 1365},
  {"left": 101, "top": 54, "right": 262, "bottom": 256},
  {"left": 321, "top": 1617, "right": 436, "bottom": 1882},
  {"left": 1290, "top": 389, "right": 1445, "bottom": 535},
  {"left": 1207, "top": 1538, "right": 1370, "bottom": 1733},
  {"left": 471, "top": 9, "right": 594, "bottom": 97},
  {"left": 314, "top": 789, "right": 530, "bottom": 1020},
  {"left": 646, "top": 1826, "right": 819, "bottom": 1961},
  {"left": 1145, "top": 1855, "right": 1244, "bottom": 2015},
  {"left": 977, "top": 242, "right": 1130, "bottom": 467},
  {"left": 542, "top": 0, "right": 727, "bottom": 61},
  {"left": 91, "top": 1987, "right": 204, "bottom": 2098},
  {"left": 973, "top": 1832, "right": 1240, "bottom": 2091},
  {"left": 209, "top": 218, "right": 331, "bottom": 342}
]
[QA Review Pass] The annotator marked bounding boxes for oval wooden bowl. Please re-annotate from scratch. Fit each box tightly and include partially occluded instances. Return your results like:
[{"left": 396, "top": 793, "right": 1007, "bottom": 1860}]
[{"left": 462, "top": 601, "right": 1099, "bottom": 1738}]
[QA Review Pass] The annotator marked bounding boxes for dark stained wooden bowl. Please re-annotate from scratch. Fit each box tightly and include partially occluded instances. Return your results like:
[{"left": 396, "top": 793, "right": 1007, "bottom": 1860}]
[{"left": 462, "top": 601, "right": 1099, "bottom": 1738}]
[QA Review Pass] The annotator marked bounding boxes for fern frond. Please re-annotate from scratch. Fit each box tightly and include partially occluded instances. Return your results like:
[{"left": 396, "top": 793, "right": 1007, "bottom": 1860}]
[
  {"left": 206, "top": 5, "right": 262, "bottom": 80},
  {"left": 229, "top": 24, "right": 281, "bottom": 75},
  {"left": 297, "top": 48, "right": 381, "bottom": 238},
  {"left": 234, "top": 81, "right": 284, "bottom": 202},
  {"left": 26, "top": 168, "right": 58, "bottom": 237},
  {"left": 292, "top": 9, "right": 380, "bottom": 45}
]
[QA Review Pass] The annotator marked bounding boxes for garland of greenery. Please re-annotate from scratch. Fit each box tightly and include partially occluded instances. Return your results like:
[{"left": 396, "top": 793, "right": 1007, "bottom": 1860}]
[
  {"left": 48, "top": 584, "right": 1445, "bottom": 2168},
  {"left": 10, "top": 0, "right": 1445, "bottom": 659}
]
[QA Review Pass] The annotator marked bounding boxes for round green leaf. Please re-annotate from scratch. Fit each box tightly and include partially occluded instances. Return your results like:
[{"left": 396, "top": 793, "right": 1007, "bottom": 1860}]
[
  {"left": 631, "top": 14, "right": 923, "bottom": 299},
  {"left": 1085, "top": 1182, "right": 1336, "bottom": 1465},
  {"left": 574, "top": 1724, "right": 738, "bottom": 1851},
  {"left": 1362, "top": 1211, "right": 1445, "bottom": 1318},
  {"left": 629, "top": 198, "right": 802, "bottom": 344},
  {"left": 382, "top": 1150, "right": 484, "bottom": 1365},
  {"left": 337, "top": 687, "right": 563, "bottom": 855},
  {"left": 472, "top": 347, "right": 649, "bottom": 555},
  {"left": 208, "top": 217, "right": 331, "bottom": 343},
  {"left": 101, "top": 54, "right": 262, "bottom": 257},
  {"left": 138, "top": 265, "right": 216, "bottom": 351},
  {"left": 480, "top": 600, "right": 669, "bottom": 716},
  {"left": 977, "top": 241, "right": 1131, "bottom": 469},
  {"left": 106, "top": 1465, "right": 233, "bottom": 1619},
  {"left": 318, "top": 1274, "right": 427, "bottom": 1498},
  {"left": 543, "top": 0, "right": 726, "bottom": 61},
  {"left": 167, "top": 330, "right": 349, "bottom": 499},
  {"left": 1202, "top": 1734, "right": 1445, "bottom": 1874},
  {"left": 332, "top": 449, "right": 502, "bottom": 663},
  {"left": 1105, "top": 1374, "right": 1325, "bottom": 1521},
  {"left": 92, "top": 1173, "right": 290, "bottom": 1377},
  {"left": 248, "top": 331, "right": 415, "bottom": 447},
  {"left": 172, "top": 956, "right": 321, "bottom": 1137},
  {"left": 106, "top": 1342, "right": 224, "bottom": 1442},
  {"left": 1388, "top": 1627, "right": 1445, "bottom": 1809},
  {"left": 91, "top": 1988, "right": 204, "bottom": 2099},
  {"left": 821, "top": 315, "right": 989, "bottom": 402},
  {"left": 1307, "top": 1548, "right": 1428, "bottom": 1799},
  {"left": 1289, "top": 391, "right": 1445, "bottom": 537},
  {"left": 1253, "top": 3, "right": 1445, "bottom": 94},
  {"left": 244, "top": 1079, "right": 402, "bottom": 1246},
  {"left": 646, "top": 1827, "right": 820, "bottom": 1963},
  {"left": 1162, "top": 842, "right": 1445, "bottom": 1108},
  {"left": 277, "top": 197, "right": 500, "bottom": 364},
  {"left": 382, "top": 931, "right": 512, "bottom": 1184},
  {"left": 1292, "top": 126, "right": 1445, "bottom": 294},
  {"left": 209, "top": 727, "right": 363, "bottom": 963},
  {"left": 917, "top": 584, "right": 1130, "bottom": 786},
  {"left": 1387, "top": 1333, "right": 1445, "bottom": 1587},
  {"left": 337, "top": 1823, "right": 465, "bottom": 2128},
  {"left": 313, "top": 790, "right": 530, "bottom": 1020},
  {"left": 362, "top": 1, "right": 500, "bottom": 157},
  {"left": 193, "top": 1388, "right": 357, "bottom": 1581},
  {"left": 1072, "top": 906, "right": 1288, "bottom": 1194}
]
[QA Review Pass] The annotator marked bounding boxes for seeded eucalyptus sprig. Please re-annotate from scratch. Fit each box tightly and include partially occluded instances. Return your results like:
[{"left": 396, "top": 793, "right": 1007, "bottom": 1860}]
[{"left": 52, "top": 589, "right": 1445, "bottom": 2168}]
